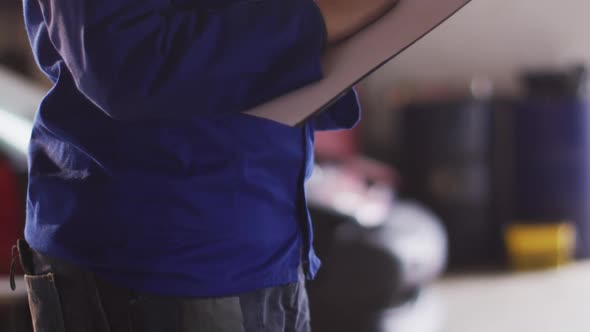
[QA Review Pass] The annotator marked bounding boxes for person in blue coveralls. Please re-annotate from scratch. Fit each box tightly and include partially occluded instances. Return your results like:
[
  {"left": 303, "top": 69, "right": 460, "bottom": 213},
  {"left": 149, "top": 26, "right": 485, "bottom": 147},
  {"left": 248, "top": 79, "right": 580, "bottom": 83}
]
[{"left": 12, "top": 0, "right": 396, "bottom": 330}]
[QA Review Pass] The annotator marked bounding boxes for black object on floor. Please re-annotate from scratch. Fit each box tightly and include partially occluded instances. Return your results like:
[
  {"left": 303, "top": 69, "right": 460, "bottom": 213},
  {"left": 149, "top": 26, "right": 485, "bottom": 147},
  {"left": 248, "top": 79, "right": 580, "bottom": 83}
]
[{"left": 307, "top": 161, "right": 447, "bottom": 332}]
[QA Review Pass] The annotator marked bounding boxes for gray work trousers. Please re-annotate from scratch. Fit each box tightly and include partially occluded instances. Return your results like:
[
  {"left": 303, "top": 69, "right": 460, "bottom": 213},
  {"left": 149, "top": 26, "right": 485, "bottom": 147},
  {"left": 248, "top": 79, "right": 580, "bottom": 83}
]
[{"left": 15, "top": 240, "right": 311, "bottom": 332}]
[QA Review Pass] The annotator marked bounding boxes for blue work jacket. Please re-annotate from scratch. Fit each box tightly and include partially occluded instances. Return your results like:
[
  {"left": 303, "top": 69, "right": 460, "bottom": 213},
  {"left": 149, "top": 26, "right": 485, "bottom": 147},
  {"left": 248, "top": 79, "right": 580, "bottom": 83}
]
[{"left": 23, "top": 0, "right": 360, "bottom": 296}]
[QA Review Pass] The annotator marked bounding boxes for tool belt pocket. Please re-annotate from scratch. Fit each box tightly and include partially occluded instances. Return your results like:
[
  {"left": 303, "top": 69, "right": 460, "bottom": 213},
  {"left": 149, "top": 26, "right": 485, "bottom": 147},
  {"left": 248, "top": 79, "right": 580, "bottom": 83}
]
[{"left": 25, "top": 272, "right": 66, "bottom": 332}]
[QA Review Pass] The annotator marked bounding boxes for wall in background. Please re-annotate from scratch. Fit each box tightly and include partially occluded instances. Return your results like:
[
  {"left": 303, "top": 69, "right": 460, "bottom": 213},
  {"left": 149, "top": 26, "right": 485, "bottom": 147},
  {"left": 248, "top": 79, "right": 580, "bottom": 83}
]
[
  {"left": 366, "top": 0, "right": 590, "bottom": 94},
  {"left": 359, "top": 0, "right": 590, "bottom": 161}
]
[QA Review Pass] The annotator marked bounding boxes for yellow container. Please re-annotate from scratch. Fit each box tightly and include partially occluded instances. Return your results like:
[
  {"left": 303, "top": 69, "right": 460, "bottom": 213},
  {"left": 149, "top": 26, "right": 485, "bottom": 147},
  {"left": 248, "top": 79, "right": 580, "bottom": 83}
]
[{"left": 505, "top": 222, "right": 576, "bottom": 270}]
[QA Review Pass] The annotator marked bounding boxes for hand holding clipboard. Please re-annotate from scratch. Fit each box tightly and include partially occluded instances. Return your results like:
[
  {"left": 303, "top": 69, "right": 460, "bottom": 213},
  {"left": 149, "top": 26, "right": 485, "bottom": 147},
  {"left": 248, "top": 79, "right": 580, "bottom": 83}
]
[
  {"left": 317, "top": 0, "right": 399, "bottom": 45},
  {"left": 245, "top": 0, "right": 472, "bottom": 126}
]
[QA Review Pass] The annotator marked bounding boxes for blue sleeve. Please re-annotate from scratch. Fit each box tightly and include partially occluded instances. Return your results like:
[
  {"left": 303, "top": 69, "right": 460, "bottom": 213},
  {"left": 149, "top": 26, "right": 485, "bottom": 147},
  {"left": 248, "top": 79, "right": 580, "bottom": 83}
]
[
  {"left": 37, "top": 0, "right": 327, "bottom": 121},
  {"left": 313, "top": 89, "right": 361, "bottom": 131}
]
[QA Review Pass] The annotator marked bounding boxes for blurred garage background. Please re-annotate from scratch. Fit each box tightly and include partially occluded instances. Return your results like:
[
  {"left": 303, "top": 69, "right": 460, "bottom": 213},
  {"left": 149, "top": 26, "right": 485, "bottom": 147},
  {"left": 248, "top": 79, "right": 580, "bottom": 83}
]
[{"left": 1, "top": 0, "right": 590, "bottom": 331}]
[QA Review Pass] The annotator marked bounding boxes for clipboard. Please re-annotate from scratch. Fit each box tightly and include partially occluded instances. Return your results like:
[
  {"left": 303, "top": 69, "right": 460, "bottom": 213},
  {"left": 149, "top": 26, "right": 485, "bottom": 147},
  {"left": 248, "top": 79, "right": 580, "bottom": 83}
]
[{"left": 244, "top": 0, "right": 472, "bottom": 126}]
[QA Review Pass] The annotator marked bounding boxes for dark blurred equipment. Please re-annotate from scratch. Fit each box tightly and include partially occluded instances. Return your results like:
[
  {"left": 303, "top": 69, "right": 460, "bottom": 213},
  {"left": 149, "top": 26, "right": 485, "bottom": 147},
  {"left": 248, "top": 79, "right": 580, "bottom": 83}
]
[
  {"left": 397, "top": 99, "right": 503, "bottom": 267},
  {"left": 307, "top": 160, "right": 447, "bottom": 332},
  {"left": 521, "top": 65, "right": 587, "bottom": 99},
  {"left": 512, "top": 66, "right": 590, "bottom": 258}
]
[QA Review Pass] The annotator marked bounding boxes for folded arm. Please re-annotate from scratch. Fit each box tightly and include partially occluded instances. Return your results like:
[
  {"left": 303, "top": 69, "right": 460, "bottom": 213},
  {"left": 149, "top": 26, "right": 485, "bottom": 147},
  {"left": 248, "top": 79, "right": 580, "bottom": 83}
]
[{"left": 39, "top": 0, "right": 327, "bottom": 120}]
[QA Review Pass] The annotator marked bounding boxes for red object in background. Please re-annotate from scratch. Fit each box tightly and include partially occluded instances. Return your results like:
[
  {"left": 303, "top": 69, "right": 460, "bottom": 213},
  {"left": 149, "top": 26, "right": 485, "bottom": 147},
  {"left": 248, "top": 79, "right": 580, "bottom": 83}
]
[
  {"left": 0, "top": 159, "right": 20, "bottom": 274},
  {"left": 315, "top": 86, "right": 362, "bottom": 159},
  {"left": 314, "top": 125, "right": 361, "bottom": 159}
]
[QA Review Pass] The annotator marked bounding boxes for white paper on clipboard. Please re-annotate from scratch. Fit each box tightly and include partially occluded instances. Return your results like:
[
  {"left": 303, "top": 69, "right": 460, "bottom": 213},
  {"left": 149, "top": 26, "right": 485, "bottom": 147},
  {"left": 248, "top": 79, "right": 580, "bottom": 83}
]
[{"left": 244, "top": 0, "right": 471, "bottom": 126}]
